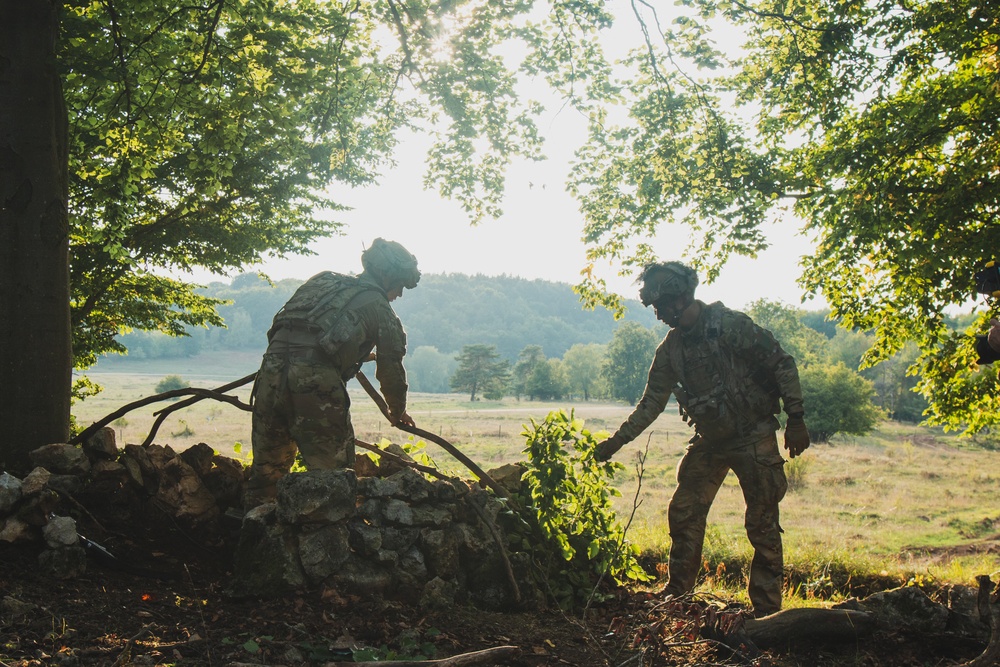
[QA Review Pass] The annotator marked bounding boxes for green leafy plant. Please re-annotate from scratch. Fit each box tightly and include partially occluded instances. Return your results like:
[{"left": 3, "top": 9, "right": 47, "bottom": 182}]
[
  {"left": 155, "top": 374, "right": 190, "bottom": 394},
  {"left": 514, "top": 409, "right": 650, "bottom": 610}
]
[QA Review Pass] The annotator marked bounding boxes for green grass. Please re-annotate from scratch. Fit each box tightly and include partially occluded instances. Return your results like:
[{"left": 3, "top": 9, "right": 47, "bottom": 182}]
[{"left": 75, "top": 353, "right": 1000, "bottom": 603}]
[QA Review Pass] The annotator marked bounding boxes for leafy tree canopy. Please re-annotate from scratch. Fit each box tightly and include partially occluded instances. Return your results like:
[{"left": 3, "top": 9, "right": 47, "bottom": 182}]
[
  {"left": 569, "top": 0, "right": 1000, "bottom": 434},
  {"left": 60, "top": 0, "right": 620, "bottom": 369}
]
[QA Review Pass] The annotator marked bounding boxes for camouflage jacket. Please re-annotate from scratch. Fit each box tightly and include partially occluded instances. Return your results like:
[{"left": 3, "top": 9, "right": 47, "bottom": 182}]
[
  {"left": 266, "top": 272, "right": 409, "bottom": 417},
  {"left": 610, "top": 300, "right": 804, "bottom": 447}
]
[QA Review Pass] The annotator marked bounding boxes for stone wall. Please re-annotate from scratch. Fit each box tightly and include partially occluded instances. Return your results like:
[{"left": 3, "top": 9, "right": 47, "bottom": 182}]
[
  {"left": 228, "top": 467, "right": 539, "bottom": 610},
  {"left": 0, "top": 429, "right": 540, "bottom": 610}
]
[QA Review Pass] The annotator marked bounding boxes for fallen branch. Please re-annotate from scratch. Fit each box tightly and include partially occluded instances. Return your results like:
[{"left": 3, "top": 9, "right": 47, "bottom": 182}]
[
  {"left": 71, "top": 373, "right": 256, "bottom": 447},
  {"left": 465, "top": 493, "right": 522, "bottom": 604},
  {"left": 323, "top": 645, "right": 519, "bottom": 667},
  {"left": 142, "top": 372, "right": 257, "bottom": 446},
  {"left": 354, "top": 371, "right": 510, "bottom": 499},
  {"left": 741, "top": 607, "right": 875, "bottom": 648},
  {"left": 354, "top": 438, "right": 453, "bottom": 482}
]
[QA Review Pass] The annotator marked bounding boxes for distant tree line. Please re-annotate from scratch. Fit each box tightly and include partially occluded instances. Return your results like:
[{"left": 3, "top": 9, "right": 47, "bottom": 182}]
[{"left": 109, "top": 273, "right": 980, "bottom": 442}]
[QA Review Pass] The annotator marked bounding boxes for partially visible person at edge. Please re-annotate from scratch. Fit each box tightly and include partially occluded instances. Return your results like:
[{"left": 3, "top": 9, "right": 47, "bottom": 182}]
[
  {"left": 594, "top": 261, "right": 810, "bottom": 618},
  {"left": 244, "top": 238, "right": 420, "bottom": 510},
  {"left": 975, "top": 317, "right": 1000, "bottom": 365}
]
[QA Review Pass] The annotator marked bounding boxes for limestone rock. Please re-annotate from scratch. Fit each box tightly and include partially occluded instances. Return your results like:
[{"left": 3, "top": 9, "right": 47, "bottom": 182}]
[
  {"left": 83, "top": 427, "right": 118, "bottom": 460},
  {"left": 29, "top": 444, "right": 91, "bottom": 476},
  {"left": 0, "top": 473, "right": 22, "bottom": 514},
  {"left": 275, "top": 470, "right": 356, "bottom": 525}
]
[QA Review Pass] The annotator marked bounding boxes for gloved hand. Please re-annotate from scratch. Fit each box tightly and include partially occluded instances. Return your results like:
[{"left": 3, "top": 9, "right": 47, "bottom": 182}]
[
  {"left": 391, "top": 411, "right": 415, "bottom": 428},
  {"left": 783, "top": 414, "right": 810, "bottom": 458},
  {"left": 594, "top": 436, "right": 625, "bottom": 462}
]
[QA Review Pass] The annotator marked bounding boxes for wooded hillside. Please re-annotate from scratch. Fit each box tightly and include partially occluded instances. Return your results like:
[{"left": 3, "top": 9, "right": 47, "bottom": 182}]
[{"left": 111, "top": 272, "right": 662, "bottom": 363}]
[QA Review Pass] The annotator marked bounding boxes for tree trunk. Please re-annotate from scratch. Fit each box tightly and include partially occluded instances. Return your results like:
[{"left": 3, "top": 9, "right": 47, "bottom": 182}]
[{"left": 0, "top": 0, "right": 72, "bottom": 473}]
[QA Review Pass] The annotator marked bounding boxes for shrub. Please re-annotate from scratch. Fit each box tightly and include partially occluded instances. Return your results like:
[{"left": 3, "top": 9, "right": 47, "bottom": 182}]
[
  {"left": 512, "top": 410, "right": 650, "bottom": 610},
  {"left": 799, "top": 363, "right": 883, "bottom": 442},
  {"left": 155, "top": 374, "right": 190, "bottom": 394}
]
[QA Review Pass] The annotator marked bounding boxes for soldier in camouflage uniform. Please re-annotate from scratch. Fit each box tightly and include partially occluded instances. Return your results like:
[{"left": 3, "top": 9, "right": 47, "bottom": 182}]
[
  {"left": 595, "top": 261, "right": 810, "bottom": 617},
  {"left": 244, "top": 239, "right": 420, "bottom": 509}
]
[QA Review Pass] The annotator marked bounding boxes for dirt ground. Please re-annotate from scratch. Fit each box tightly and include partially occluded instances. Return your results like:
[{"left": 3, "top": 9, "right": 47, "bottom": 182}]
[{"left": 0, "top": 504, "right": 994, "bottom": 667}]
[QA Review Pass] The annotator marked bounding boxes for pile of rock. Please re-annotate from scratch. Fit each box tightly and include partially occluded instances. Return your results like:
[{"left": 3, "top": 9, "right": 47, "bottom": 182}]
[
  {"left": 229, "top": 465, "right": 541, "bottom": 611},
  {"left": 0, "top": 427, "right": 246, "bottom": 578},
  {"left": 1, "top": 430, "right": 539, "bottom": 610}
]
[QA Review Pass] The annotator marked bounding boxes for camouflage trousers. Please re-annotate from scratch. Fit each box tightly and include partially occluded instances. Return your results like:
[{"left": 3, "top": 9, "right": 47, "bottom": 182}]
[
  {"left": 662, "top": 431, "right": 787, "bottom": 616},
  {"left": 244, "top": 350, "right": 356, "bottom": 509}
]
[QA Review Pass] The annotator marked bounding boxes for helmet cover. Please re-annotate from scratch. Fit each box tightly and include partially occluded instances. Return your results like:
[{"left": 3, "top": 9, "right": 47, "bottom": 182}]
[
  {"left": 361, "top": 238, "right": 421, "bottom": 290},
  {"left": 638, "top": 261, "right": 698, "bottom": 306}
]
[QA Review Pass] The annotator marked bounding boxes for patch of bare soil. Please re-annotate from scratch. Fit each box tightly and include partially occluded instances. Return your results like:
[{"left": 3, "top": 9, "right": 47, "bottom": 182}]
[{"left": 0, "top": 501, "right": 992, "bottom": 667}]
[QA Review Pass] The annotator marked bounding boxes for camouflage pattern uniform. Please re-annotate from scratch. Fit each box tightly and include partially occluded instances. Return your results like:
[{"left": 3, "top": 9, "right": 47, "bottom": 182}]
[
  {"left": 245, "top": 269, "right": 410, "bottom": 508},
  {"left": 603, "top": 300, "right": 804, "bottom": 615}
]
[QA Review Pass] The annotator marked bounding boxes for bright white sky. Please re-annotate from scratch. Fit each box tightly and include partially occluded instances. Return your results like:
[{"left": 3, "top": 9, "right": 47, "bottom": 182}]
[{"left": 231, "top": 1, "right": 825, "bottom": 313}]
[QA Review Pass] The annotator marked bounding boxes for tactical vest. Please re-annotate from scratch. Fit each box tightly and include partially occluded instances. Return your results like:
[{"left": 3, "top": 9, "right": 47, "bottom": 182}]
[
  {"left": 667, "top": 302, "right": 780, "bottom": 444},
  {"left": 267, "top": 272, "right": 385, "bottom": 379}
]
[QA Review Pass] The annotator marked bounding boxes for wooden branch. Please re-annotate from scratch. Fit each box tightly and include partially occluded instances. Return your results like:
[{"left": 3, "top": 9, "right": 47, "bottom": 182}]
[
  {"left": 354, "top": 371, "right": 511, "bottom": 500},
  {"left": 741, "top": 607, "right": 876, "bottom": 648},
  {"left": 323, "top": 645, "right": 519, "bottom": 667},
  {"left": 71, "top": 372, "right": 256, "bottom": 447},
  {"left": 141, "top": 372, "right": 257, "bottom": 446},
  {"left": 354, "top": 438, "right": 454, "bottom": 482},
  {"left": 465, "top": 492, "right": 522, "bottom": 605},
  {"left": 961, "top": 575, "right": 1000, "bottom": 667}
]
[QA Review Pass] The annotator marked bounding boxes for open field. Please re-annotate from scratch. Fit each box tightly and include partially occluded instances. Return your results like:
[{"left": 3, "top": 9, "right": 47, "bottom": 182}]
[{"left": 77, "top": 356, "right": 1000, "bottom": 600}]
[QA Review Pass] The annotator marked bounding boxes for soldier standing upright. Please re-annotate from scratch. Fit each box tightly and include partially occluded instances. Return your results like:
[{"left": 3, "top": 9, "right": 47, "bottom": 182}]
[
  {"left": 595, "top": 261, "right": 810, "bottom": 617},
  {"left": 244, "top": 238, "right": 420, "bottom": 509}
]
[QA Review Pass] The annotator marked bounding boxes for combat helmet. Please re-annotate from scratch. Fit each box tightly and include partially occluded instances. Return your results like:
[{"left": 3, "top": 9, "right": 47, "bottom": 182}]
[
  {"left": 361, "top": 238, "right": 421, "bottom": 290},
  {"left": 638, "top": 261, "right": 698, "bottom": 306}
]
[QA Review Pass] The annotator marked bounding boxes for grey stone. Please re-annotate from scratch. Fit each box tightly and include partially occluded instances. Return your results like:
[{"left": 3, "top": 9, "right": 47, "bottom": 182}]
[
  {"left": 326, "top": 559, "right": 394, "bottom": 595},
  {"left": 29, "top": 444, "right": 91, "bottom": 476},
  {"left": 485, "top": 463, "right": 526, "bottom": 494},
  {"left": 43, "top": 516, "right": 79, "bottom": 548},
  {"left": 145, "top": 444, "right": 177, "bottom": 469},
  {"left": 357, "top": 498, "right": 383, "bottom": 524},
  {"left": 16, "top": 490, "right": 60, "bottom": 526},
  {"left": 21, "top": 468, "right": 52, "bottom": 496},
  {"left": 298, "top": 524, "right": 351, "bottom": 583},
  {"left": 46, "top": 473, "right": 84, "bottom": 496},
  {"left": 381, "top": 526, "right": 420, "bottom": 552},
  {"left": 0, "top": 473, "right": 22, "bottom": 514},
  {"left": 382, "top": 498, "right": 414, "bottom": 525},
  {"left": 376, "top": 548, "right": 399, "bottom": 563},
  {"left": 228, "top": 504, "right": 306, "bottom": 598},
  {"left": 84, "top": 427, "right": 118, "bottom": 460},
  {"left": 276, "top": 470, "right": 357, "bottom": 525},
  {"left": 398, "top": 546, "right": 427, "bottom": 581},
  {"left": 420, "top": 527, "right": 462, "bottom": 577},
  {"left": 201, "top": 455, "right": 246, "bottom": 510},
  {"left": 348, "top": 520, "right": 382, "bottom": 555},
  {"left": 122, "top": 444, "right": 157, "bottom": 489},
  {"left": 180, "top": 442, "right": 216, "bottom": 476},
  {"left": 0, "top": 517, "right": 35, "bottom": 544},
  {"left": 155, "top": 456, "right": 219, "bottom": 523},
  {"left": 384, "top": 468, "right": 435, "bottom": 502},
  {"left": 409, "top": 505, "right": 452, "bottom": 527}
]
